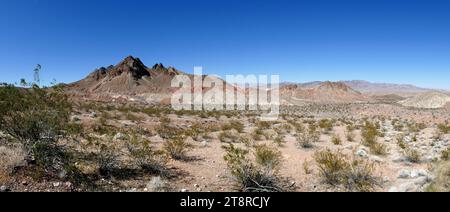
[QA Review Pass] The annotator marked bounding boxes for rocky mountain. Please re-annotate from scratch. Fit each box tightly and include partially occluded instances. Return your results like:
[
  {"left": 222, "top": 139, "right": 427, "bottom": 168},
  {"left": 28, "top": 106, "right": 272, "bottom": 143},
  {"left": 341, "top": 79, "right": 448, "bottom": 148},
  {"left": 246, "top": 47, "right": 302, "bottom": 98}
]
[
  {"left": 66, "top": 56, "right": 236, "bottom": 104},
  {"left": 399, "top": 92, "right": 450, "bottom": 109},
  {"left": 281, "top": 81, "right": 367, "bottom": 104},
  {"left": 66, "top": 56, "right": 193, "bottom": 103}
]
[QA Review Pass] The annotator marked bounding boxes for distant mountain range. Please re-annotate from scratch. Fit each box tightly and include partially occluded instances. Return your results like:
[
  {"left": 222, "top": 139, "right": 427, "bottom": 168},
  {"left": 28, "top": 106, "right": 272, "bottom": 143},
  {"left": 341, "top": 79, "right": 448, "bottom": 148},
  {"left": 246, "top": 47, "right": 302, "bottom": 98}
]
[
  {"left": 281, "top": 80, "right": 437, "bottom": 95},
  {"left": 64, "top": 56, "right": 450, "bottom": 108}
]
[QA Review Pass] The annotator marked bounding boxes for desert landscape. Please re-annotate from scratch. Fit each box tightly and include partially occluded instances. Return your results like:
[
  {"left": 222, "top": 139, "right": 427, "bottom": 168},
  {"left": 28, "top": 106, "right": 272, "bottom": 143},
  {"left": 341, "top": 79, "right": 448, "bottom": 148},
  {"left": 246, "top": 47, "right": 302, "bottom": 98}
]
[{"left": 1, "top": 56, "right": 449, "bottom": 192}]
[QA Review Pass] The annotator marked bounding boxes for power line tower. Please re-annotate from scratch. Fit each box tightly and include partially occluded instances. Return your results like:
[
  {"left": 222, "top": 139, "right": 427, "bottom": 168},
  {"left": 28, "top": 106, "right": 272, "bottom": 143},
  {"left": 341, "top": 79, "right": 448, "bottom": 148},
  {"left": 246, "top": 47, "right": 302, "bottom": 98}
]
[{"left": 34, "top": 64, "right": 41, "bottom": 85}]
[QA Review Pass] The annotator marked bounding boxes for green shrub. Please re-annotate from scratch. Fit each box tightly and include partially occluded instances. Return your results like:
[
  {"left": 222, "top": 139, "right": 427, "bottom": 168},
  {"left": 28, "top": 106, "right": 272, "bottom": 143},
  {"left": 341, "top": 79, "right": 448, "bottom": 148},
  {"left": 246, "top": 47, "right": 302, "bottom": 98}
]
[
  {"left": 361, "top": 121, "right": 379, "bottom": 147},
  {"left": 254, "top": 144, "right": 282, "bottom": 170},
  {"left": 164, "top": 138, "right": 190, "bottom": 161},
  {"left": 442, "top": 148, "right": 449, "bottom": 161},
  {"left": 222, "top": 144, "right": 286, "bottom": 192},
  {"left": 314, "top": 149, "right": 349, "bottom": 185},
  {"left": 0, "top": 83, "right": 72, "bottom": 175},
  {"left": 314, "top": 149, "right": 378, "bottom": 191},
  {"left": 127, "top": 137, "right": 171, "bottom": 178},
  {"left": 96, "top": 144, "right": 119, "bottom": 177}
]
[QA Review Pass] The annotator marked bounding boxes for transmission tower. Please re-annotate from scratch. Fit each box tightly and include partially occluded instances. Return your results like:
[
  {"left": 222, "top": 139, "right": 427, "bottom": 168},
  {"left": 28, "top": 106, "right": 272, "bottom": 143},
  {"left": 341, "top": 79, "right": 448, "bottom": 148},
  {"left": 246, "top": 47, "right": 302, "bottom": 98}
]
[{"left": 34, "top": 64, "right": 41, "bottom": 85}]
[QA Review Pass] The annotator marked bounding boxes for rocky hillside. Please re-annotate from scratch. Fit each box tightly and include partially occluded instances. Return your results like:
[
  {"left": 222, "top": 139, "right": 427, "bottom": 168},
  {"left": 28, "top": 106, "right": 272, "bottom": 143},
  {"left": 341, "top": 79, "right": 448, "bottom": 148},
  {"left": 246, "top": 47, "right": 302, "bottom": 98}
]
[
  {"left": 399, "top": 92, "right": 450, "bottom": 109},
  {"left": 281, "top": 81, "right": 367, "bottom": 104}
]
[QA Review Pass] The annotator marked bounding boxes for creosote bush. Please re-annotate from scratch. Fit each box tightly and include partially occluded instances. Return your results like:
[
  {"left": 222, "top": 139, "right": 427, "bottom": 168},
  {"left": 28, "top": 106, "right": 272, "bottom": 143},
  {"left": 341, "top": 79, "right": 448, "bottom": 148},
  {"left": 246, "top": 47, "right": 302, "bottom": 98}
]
[
  {"left": 96, "top": 144, "right": 119, "bottom": 176},
  {"left": 273, "top": 135, "right": 285, "bottom": 147},
  {"left": 164, "top": 138, "right": 190, "bottom": 161},
  {"left": 404, "top": 146, "right": 421, "bottom": 163},
  {"left": 222, "top": 144, "right": 286, "bottom": 192},
  {"left": 0, "top": 83, "right": 74, "bottom": 178},
  {"left": 442, "top": 148, "right": 449, "bottom": 161},
  {"left": 361, "top": 121, "right": 387, "bottom": 156},
  {"left": 331, "top": 134, "right": 342, "bottom": 145},
  {"left": 222, "top": 121, "right": 245, "bottom": 133},
  {"left": 254, "top": 144, "right": 282, "bottom": 170},
  {"left": 314, "top": 149, "right": 378, "bottom": 192},
  {"left": 127, "top": 136, "right": 171, "bottom": 178},
  {"left": 437, "top": 124, "right": 450, "bottom": 134},
  {"left": 296, "top": 131, "right": 320, "bottom": 149},
  {"left": 425, "top": 161, "right": 450, "bottom": 192}
]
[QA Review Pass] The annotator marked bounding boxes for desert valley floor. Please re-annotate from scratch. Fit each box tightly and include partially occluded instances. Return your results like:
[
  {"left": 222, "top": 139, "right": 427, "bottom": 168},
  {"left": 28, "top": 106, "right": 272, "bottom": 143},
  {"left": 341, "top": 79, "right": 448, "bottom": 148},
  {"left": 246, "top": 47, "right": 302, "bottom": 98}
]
[{"left": 1, "top": 99, "right": 449, "bottom": 192}]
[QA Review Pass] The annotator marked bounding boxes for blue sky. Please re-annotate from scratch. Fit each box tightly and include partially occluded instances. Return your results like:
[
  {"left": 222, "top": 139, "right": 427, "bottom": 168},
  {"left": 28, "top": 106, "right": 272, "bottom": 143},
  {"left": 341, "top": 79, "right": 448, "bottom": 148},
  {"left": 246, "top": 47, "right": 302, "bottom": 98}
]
[{"left": 0, "top": 0, "right": 449, "bottom": 89}]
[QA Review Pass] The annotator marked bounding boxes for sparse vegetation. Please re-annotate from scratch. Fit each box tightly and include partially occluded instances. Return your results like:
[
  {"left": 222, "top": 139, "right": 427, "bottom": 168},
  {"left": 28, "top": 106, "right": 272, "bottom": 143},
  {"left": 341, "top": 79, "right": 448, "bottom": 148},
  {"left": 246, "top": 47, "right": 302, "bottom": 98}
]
[
  {"left": 303, "top": 159, "right": 313, "bottom": 175},
  {"left": 314, "top": 149, "right": 378, "bottom": 192},
  {"left": 0, "top": 83, "right": 77, "bottom": 179},
  {"left": 370, "top": 142, "right": 388, "bottom": 156},
  {"left": 222, "top": 121, "right": 245, "bottom": 133},
  {"left": 346, "top": 131, "right": 355, "bottom": 142},
  {"left": 404, "top": 146, "right": 421, "bottom": 163},
  {"left": 442, "top": 148, "right": 450, "bottom": 161},
  {"left": 0, "top": 146, "right": 26, "bottom": 176},
  {"left": 222, "top": 144, "right": 287, "bottom": 192},
  {"left": 254, "top": 144, "right": 282, "bottom": 170},
  {"left": 331, "top": 134, "right": 342, "bottom": 145},
  {"left": 437, "top": 124, "right": 450, "bottom": 134},
  {"left": 396, "top": 134, "right": 407, "bottom": 149},
  {"left": 273, "top": 135, "right": 286, "bottom": 147},
  {"left": 164, "top": 138, "right": 191, "bottom": 161},
  {"left": 426, "top": 161, "right": 450, "bottom": 192},
  {"left": 127, "top": 136, "right": 171, "bottom": 178},
  {"left": 296, "top": 130, "right": 320, "bottom": 149}
]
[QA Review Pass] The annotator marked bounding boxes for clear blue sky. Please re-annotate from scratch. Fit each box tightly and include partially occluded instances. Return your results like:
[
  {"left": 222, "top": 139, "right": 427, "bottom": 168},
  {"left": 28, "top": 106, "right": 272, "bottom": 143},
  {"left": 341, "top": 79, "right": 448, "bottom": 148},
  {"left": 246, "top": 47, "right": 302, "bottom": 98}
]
[{"left": 1, "top": 0, "right": 449, "bottom": 89}]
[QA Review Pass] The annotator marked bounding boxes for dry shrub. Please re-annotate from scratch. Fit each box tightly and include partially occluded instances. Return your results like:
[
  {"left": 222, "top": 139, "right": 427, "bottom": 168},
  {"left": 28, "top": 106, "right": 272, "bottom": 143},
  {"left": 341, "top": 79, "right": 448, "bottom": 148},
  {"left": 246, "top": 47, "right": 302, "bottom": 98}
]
[
  {"left": 0, "top": 146, "right": 26, "bottom": 175},
  {"left": 370, "top": 142, "right": 388, "bottom": 156},
  {"left": 442, "top": 148, "right": 449, "bottom": 161},
  {"left": 318, "top": 119, "right": 333, "bottom": 133},
  {"left": 222, "top": 121, "right": 245, "bottom": 133},
  {"left": 404, "top": 147, "right": 421, "bottom": 163},
  {"left": 303, "top": 160, "right": 313, "bottom": 175},
  {"left": 437, "top": 124, "right": 450, "bottom": 134},
  {"left": 273, "top": 135, "right": 285, "bottom": 147},
  {"left": 219, "top": 130, "right": 242, "bottom": 143},
  {"left": 296, "top": 131, "right": 320, "bottom": 149},
  {"left": 331, "top": 134, "right": 342, "bottom": 145},
  {"left": 346, "top": 131, "right": 356, "bottom": 142},
  {"left": 426, "top": 161, "right": 450, "bottom": 192}
]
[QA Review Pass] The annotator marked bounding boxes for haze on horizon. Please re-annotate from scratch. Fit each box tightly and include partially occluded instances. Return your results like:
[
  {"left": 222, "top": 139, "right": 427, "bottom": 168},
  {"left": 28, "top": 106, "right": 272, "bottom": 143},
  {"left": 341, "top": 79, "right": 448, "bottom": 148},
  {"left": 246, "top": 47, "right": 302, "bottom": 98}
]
[{"left": 0, "top": 0, "right": 449, "bottom": 89}]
